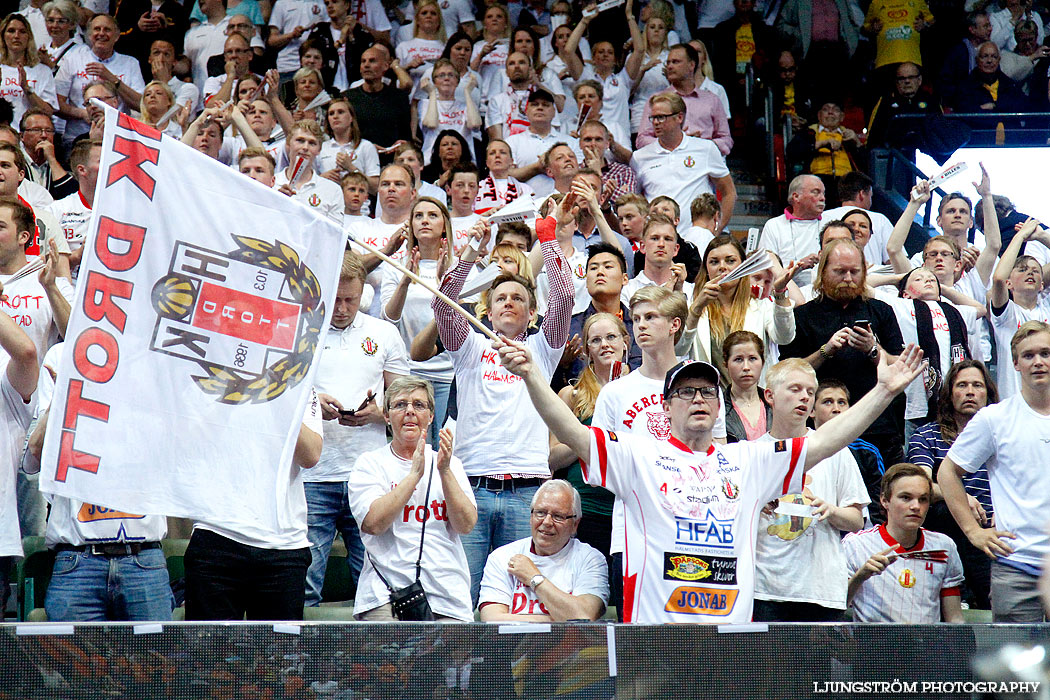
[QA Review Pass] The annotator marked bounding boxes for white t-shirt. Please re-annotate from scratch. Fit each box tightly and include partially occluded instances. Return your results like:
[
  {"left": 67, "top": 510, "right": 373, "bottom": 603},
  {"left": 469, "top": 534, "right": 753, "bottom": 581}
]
[
  {"left": 473, "top": 175, "right": 534, "bottom": 215},
  {"left": 479, "top": 536, "right": 610, "bottom": 616},
  {"left": 269, "top": 0, "right": 329, "bottom": 73},
  {"left": 450, "top": 327, "right": 562, "bottom": 477},
  {"left": 193, "top": 390, "right": 323, "bottom": 549},
  {"left": 0, "top": 375, "right": 32, "bottom": 557},
  {"left": 274, "top": 169, "right": 344, "bottom": 222},
  {"left": 0, "top": 262, "right": 75, "bottom": 367},
  {"left": 584, "top": 427, "right": 808, "bottom": 623},
  {"left": 760, "top": 215, "right": 822, "bottom": 287},
  {"left": 623, "top": 270, "right": 695, "bottom": 304},
  {"left": 989, "top": 299, "right": 1050, "bottom": 399},
  {"left": 470, "top": 39, "right": 510, "bottom": 104},
  {"left": 680, "top": 225, "right": 714, "bottom": 254},
  {"left": 0, "top": 63, "right": 58, "bottom": 128},
  {"left": 627, "top": 49, "right": 670, "bottom": 133},
  {"left": 947, "top": 393, "right": 1050, "bottom": 569},
  {"left": 592, "top": 370, "right": 727, "bottom": 556},
  {"left": 50, "top": 190, "right": 92, "bottom": 251},
  {"left": 486, "top": 87, "right": 532, "bottom": 138},
  {"left": 579, "top": 66, "right": 631, "bottom": 145},
  {"left": 535, "top": 245, "right": 590, "bottom": 316},
  {"left": 317, "top": 137, "right": 381, "bottom": 179},
  {"left": 345, "top": 217, "right": 407, "bottom": 316},
  {"left": 183, "top": 16, "right": 231, "bottom": 89},
  {"left": 630, "top": 135, "right": 729, "bottom": 233},
  {"left": 843, "top": 524, "right": 964, "bottom": 623},
  {"left": 311, "top": 313, "right": 409, "bottom": 481},
  {"left": 451, "top": 213, "right": 481, "bottom": 254},
  {"left": 396, "top": 38, "right": 445, "bottom": 81},
  {"left": 435, "top": 0, "right": 474, "bottom": 37},
  {"left": 381, "top": 259, "right": 455, "bottom": 382},
  {"left": 54, "top": 45, "right": 145, "bottom": 143},
  {"left": 348, "top": 443, "right": 476, "bottom": 620},
  {"left": 753, "top": 430, "right": 869, "bottom": 609},
  {"left": 881, "top": 297, "right": 979, "bottom": 420},
  {"left": 417, "top": 96, "right": 477, "bottom": 164}
]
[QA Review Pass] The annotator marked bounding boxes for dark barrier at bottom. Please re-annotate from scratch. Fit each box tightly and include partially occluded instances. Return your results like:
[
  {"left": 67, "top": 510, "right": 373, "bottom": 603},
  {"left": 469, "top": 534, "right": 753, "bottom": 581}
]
[{"left": 0, "top": 623, "right": 1048, "bottom": 699}]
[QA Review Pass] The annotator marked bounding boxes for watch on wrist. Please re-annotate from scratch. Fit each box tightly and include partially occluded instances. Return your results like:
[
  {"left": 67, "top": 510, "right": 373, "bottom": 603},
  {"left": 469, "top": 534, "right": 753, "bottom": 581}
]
[
  {"left": 528, "top": 574, "right": 546, "bottom": 589},
  {"left": 818, "top": 344, "right": 830, "bottom": 360},
  {"left": 868, "top": 345, "right": 879, "bottom": 360}
]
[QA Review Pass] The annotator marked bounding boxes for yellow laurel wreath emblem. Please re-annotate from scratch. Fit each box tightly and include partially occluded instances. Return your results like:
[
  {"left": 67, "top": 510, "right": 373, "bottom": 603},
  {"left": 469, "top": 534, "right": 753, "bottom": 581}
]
[{"left": 150, "top": 235, "right": 325, "bottom": 404}]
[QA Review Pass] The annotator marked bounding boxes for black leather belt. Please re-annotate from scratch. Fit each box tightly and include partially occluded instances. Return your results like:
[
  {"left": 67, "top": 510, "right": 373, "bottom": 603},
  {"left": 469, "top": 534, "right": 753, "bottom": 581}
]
[
  {"left": 54, "top": 542, "right": 162, "bottom": 557},
  {"left": 468, "top": 476, "right": 545, "bottom": 491}
]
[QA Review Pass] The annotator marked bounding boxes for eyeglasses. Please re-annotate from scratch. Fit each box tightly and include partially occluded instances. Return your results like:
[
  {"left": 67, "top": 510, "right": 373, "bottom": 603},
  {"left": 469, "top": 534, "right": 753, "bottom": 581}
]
[
  {"left": 531, "top": 509, "right": 576, "bottom": 524},
  {"left": 390, "top": 400, "right": 430, "bottom": 412},
  {"left": 923, "top": 250, "right": 958, "bottom": 260},
  {"left": 45, "top": 17, "right": 72, "bottom": 25},
  {"left": 587, "top": 332, "right": 624, "bottom": 347},
  {"left": 670, "top": 386, "right": 719, "bottom": 402},
  {"left": 896, "top": 74, "right": 921, "bottom": 81},
  {"left": 649, "top": 112, "right": 682, "bottom": 124},
  {"left": 23, "top": 127, "right": 55, "bottom": 135}
]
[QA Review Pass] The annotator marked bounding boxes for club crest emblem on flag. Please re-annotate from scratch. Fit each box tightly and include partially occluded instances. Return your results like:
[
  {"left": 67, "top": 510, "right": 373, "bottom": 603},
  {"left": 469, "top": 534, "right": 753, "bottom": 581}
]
[
  {"left": 361, "top": 337, "right": 378, "bottom": 355},
  {"left": 149, "top": 235, "right": 325, "bottom": 404}
]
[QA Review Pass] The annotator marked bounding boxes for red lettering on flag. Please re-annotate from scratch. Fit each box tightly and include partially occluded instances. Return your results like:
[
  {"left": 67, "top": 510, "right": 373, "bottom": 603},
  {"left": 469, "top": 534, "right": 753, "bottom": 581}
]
[
  {"left": 117, "top": 112, "right": 162, "bottom": 141},
  {"left": 83, "top": 271, "right": 133, "bottom": 333},
  {"left": 95, "top": 216, "right": 147, "bottom": 272},
  {"left": 192, "top": 282, "right": 299, "bottom": 348},
  {"left": 107, "top": 135, "right": 160, "bottom": 199},
  {"left": 55, "top": 379, "right": 111, "bottom": 482},
  {"left": 73, "top": 328, "right": 120, "bottom": 383}
]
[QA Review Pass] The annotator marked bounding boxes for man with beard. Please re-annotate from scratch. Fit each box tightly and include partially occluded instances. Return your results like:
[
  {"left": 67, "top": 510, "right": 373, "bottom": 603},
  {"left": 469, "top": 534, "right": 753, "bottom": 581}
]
[{"left": 780, "top": 239, "right": 907, "bottom": 466}]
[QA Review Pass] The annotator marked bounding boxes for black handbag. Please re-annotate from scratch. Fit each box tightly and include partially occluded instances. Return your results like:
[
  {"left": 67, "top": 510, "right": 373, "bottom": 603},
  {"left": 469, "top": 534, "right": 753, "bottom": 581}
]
[{"left": 368, "top": 458, "right": 436, "bottom": 621}]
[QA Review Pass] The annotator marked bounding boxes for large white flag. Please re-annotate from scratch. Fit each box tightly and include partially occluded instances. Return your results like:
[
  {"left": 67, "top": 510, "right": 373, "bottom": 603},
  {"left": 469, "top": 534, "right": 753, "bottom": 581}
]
[{"left": 38, "top": 106, "right": 344, "bottom": 531}]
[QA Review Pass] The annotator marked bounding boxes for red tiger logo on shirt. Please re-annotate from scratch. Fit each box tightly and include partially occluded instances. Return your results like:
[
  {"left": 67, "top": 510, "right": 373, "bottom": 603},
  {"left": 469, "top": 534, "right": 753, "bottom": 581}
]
[{"left": 647, "top": 411, "right": 671, "bottom": 439}]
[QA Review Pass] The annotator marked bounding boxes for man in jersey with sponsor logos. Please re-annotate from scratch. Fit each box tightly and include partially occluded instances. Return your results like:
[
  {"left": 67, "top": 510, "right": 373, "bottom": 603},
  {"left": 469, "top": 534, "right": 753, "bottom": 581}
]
[
  {"left": 433, "top": 199, "right": 573, "bottom": 605},
  {"left": 49, "top": 139, "right": 101, "bottom": 274},
  {"left": 844, "top": 463, "right": 965, "bottom": 622},
  {"left": 496, "top": 335, "right": 924, "bottom": 623},
  {"left": 591, "top": 285, "right": 725, "bottom": 618},
  {"left": 479, "top": 480, "right": 609, "bottom": 621}
]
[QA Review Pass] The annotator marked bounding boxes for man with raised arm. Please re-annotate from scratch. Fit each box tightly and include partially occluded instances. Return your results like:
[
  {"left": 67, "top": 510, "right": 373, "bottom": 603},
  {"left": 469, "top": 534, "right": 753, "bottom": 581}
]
[
  {"left": 494, "top": 340, "right": 924, "bottom": 623},
  {"left": 433, "top": 205, "right": 574, "bottom": 606}
]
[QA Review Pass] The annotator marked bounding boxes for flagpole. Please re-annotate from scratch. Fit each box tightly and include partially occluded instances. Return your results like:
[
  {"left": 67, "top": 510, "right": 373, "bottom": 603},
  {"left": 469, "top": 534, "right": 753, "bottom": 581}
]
[{"left": 348, "top": 234, "right": 502, "bottom": 343}]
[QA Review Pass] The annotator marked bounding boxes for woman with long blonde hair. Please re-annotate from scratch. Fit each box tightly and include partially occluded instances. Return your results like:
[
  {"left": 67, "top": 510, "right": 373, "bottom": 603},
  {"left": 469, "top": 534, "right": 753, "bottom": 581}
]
[
  {"left": 381, "top": 196, "right": 458, "bottom": 446},
  {"left": 139, "top": 80, "right": 187, "bottom": 137},
  {"left": 0, "top": 13, "right": 57, "bottom": 125},
  {"left": 626, "top": 0, "right": 674, "bottom": 135},
  {"left": 550, "top": 312, "right": 629, "bottom": 555},
  {"left": 687, "top": 235, "right": 796, "bottom": 383}
]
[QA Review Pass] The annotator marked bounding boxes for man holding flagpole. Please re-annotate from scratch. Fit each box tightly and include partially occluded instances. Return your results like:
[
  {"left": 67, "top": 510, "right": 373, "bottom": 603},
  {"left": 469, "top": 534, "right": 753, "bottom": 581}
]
[
  {"left": 432, "top": 202, "right": 574, "bottom": 605},
  {"left": 37, "top": 103, "right": 346, "bottom": 622}
]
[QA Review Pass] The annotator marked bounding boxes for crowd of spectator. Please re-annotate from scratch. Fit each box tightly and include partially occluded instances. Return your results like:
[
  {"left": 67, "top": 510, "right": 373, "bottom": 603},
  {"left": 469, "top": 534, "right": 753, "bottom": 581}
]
[{"left": 1, "top": 0, "right": 1050, "bottom": 632}]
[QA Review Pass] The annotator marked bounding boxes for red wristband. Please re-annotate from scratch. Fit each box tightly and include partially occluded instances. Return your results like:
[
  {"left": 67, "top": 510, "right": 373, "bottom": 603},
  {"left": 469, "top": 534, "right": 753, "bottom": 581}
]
[{"left": 535, "top": 215, "right": 557, "bottom": 243}]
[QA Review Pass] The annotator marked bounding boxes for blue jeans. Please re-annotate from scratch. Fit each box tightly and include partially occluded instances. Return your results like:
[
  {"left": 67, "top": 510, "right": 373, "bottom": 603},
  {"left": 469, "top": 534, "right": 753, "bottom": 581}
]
[
  {"left": 429, "top": 379, "right": 452, "bottom": 448},
  {"left": 304, "top": 481, "right": 365, "bottom": 607},
  {"left": 44, "top": 548, "right": 173, "bottom": 622},
  {"left": 460, "top": 484, "right": 538, "bottom": 606}
]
